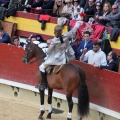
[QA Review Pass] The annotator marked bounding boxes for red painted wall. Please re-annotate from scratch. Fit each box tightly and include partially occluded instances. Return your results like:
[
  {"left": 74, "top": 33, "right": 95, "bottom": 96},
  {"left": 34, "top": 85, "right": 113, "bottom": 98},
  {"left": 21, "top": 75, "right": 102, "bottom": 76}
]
[{"left": 0, "top": 43, "right": 120, "bottom": 113}]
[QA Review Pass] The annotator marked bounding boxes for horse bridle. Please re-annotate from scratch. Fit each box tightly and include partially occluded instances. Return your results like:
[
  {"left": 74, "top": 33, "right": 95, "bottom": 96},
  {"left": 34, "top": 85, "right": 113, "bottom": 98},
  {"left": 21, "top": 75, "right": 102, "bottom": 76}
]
[{"left": 24, "top": 42, "right": 44, "bottom": 64}]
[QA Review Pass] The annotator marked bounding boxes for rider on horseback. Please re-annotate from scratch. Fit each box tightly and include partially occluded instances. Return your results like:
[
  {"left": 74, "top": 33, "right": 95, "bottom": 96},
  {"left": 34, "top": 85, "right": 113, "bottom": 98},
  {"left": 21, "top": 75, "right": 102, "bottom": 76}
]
[{"left": 39, "top": 21, "right": 83, "bottom": 90}]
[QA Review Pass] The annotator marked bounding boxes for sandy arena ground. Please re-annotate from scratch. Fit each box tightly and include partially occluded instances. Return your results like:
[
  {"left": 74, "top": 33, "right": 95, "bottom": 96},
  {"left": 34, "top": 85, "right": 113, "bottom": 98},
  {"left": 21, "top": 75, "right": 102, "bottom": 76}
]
[{"left": 0, "top": 97, "right": 67, "bottom": 120}]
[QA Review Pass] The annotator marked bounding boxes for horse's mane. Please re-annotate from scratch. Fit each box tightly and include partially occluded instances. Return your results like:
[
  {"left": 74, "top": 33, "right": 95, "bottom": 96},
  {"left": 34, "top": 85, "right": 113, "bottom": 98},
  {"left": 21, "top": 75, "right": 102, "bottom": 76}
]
[{"left": 32, "top": 42, "right": 46, "bottom": 58}]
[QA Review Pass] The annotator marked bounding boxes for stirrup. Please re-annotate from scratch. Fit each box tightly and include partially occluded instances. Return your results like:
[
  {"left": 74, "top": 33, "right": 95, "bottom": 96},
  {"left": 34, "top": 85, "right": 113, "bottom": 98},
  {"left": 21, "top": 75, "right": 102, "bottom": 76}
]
[{"left": 39, "top": 84, "right": 47, "bottom": 90}]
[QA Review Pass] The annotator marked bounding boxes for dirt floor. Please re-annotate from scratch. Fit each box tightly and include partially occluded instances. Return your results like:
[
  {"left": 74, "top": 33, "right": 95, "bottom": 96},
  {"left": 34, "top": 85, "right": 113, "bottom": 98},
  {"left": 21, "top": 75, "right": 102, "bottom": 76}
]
[{"left": 0, "top": 97, "right": 67, "bottom": 120}]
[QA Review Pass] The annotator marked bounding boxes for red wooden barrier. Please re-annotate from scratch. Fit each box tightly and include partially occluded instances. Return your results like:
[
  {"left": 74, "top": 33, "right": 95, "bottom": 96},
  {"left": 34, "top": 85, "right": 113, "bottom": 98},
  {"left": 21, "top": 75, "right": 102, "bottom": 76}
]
[{"left": 0, "top": 43, "right": 120, "bottom": 113}]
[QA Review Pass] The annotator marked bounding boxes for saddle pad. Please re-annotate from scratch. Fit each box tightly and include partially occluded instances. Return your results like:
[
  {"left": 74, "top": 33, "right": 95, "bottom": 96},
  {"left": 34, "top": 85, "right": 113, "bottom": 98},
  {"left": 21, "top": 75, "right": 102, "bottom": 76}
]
[{"left": 46, "top": 65, "right": 64, "bottom": 74}]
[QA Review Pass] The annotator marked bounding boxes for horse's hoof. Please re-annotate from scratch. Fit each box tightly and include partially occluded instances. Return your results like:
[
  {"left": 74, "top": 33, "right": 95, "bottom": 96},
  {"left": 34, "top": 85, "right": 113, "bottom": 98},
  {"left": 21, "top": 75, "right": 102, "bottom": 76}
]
[
  {"left": 38, "top": 115, "right": 43, "bottom": 120},
  {"left": 46, "top": 112, "right": 52, "bottom": 119},
  {"left": 67, "top": 118, "right": 72, "bottom": 120},
  {"left": 38, "top": 110, "right": 45, "bottom": 119}
]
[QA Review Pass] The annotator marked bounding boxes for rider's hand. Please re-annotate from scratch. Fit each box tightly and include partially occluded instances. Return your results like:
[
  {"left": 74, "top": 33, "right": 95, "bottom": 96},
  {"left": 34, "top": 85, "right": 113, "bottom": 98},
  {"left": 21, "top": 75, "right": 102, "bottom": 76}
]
[{"left": 26, "top": 4, "right": 31, "bottom": 8}]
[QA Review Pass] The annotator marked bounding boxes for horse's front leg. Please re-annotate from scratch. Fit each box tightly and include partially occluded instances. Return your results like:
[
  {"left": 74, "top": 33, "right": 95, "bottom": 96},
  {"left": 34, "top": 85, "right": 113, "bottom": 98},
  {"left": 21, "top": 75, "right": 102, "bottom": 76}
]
[
  {"left": 38, "top": 90, "right": 45, "bottom": 120},
  {"left": 46, "top": 88, "right": 53, "bottom": 119}
]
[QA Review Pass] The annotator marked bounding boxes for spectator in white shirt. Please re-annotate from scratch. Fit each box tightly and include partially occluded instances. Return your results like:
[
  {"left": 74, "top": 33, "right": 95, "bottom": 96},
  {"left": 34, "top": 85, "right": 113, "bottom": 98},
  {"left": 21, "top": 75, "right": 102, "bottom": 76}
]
[
  {"left": 80, "top": 42, "right": 107, "bottom": 66},
  {"left": 72, "top": 0, "right": 84, "bottom": 20}
]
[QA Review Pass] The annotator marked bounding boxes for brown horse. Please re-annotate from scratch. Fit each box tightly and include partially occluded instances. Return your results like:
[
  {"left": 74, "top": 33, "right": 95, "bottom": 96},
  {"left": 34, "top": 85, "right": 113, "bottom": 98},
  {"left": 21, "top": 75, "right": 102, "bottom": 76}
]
[{"left": 22, "top": 41, "right": 89, "bottom": 120}]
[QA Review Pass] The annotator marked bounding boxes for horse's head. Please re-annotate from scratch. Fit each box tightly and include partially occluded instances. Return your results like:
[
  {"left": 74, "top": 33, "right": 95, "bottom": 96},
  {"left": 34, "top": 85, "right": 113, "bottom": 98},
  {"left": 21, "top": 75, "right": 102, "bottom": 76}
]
[{"left": 22, "top": 41, "right": 35, "bottom": 64}]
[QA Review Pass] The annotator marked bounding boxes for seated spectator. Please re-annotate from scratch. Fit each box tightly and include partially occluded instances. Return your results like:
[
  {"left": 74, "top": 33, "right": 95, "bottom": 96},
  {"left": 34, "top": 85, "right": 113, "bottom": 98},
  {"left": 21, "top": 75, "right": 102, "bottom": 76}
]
[
  {"left": 71, "top": 0, "right": 84, "bottom": 20},
  {"left": 80, "top": 42, "right": 107, "bottom": 66},
  {"left": 29, "top": 34, "right": 48, "bottom": 53},
  {"left": 50, "top": 0, "right": 64, "bottom": 17},
  {"left": 84, "top": 0, "right": 96, "bottom": 22},
  {"left": 0, "top": 26, "right": 11, "bottom": 43},
  {"left": 114, "top": 0, "right": 120, "bottom": 12},
  {"left": 98, "top": 2, "right": 111, "bottom": 25},
  {"left": 36, "top": 34, "right": 44, "bottom": 42},
  {"left": 93, "top": 2, "right": 103, "bottom": 23},
  {"left": 8, "top": 0, "right": 18, "bottom": 8},
  {"left": 30, "top": 35, "right": 37, "bottom": 42},
  {"left": 12, "top": 36, "right": 25, "bottom": 47},
  {"left": 61, "top": 0, "right": 73, "bottom": 19},
  {"left": 95, "top": 51, "right": 119, "bottom": 72},
  {"left": 19, "top": 0, "right": 35, "bottom": 12},
  {"left": 107, "top": 0, "right": 116, "bottom": 6},
  {"left": 0, "top": 0, "right": 10, "bottom": 8},
  {"left": 30, "top": 34, "right": 45, "bottom": 42},
  {"left": 77, "top": 31, "right": 93, "bottom": 60},
  {"left": 70, "top": 32, "right": 81, "bottom": 59},
  {"left": 98, "top": 4, "right": 120, "bottom": 28},
  {"left": 80, "top": 0, "right": 87, "bottom": 8},
  {"left": 26, "top": 0, "right": 54, "bottom": 14}
]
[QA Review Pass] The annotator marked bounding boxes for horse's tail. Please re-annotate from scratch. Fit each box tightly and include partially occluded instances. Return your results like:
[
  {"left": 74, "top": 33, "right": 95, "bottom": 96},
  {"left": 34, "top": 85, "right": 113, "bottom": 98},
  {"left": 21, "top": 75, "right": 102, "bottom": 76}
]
[{"left": 77, "top": 66, "right": 89, "bottom": 117}]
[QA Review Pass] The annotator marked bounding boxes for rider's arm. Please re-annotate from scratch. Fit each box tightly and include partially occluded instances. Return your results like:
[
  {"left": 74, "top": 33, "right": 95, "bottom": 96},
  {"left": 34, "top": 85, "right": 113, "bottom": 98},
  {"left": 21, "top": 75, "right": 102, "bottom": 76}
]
[{"left": 63, "top": 21, "right": 83, "bottom": 40}]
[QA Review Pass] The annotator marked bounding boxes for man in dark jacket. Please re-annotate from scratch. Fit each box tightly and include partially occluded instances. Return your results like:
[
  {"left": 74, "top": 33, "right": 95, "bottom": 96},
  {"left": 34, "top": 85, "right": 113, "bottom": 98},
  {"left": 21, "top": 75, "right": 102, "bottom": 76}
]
[
  {"left": 98, "top": 4, "right": 120, "bottom": 28},
  {"left": 77, "top": 31, "right": 93, "bottom": 60},
  {"left": 0, "top": 26, "right": 11, "bottom": 44},
  {"left": 26, "top": 0, "right": 54, "bottom": 14},
  {"left": 84, "top": 0, "right": 96, "bottom": 22},
  {"left": 97, "top": 51, "right": 119, "bottom": 72}
]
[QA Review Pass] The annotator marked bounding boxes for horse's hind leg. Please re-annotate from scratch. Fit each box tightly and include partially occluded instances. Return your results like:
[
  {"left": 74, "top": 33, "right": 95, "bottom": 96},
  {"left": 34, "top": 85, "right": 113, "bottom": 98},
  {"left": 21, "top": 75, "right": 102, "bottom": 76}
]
[
  {"left": 46, "top": 88, "right": 53, "bottom": 119},
  {"left": 38, "top": 90, "right": 45, "bottom": 120},
  {"left": 66, "top": 94, "right": 73, "bottom": 120}
]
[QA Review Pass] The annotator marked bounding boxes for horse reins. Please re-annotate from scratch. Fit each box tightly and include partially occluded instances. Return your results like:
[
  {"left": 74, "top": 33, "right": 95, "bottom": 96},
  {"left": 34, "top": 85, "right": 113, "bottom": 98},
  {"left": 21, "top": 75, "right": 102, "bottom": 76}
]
[{"left": 28, "top": 56, "right": 44, "bottom": 64}]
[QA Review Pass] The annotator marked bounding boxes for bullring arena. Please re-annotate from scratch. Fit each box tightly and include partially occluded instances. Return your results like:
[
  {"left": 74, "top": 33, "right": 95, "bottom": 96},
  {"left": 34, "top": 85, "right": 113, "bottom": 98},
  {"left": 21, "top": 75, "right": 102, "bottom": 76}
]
[
  {"left": 0, "top": 79, "right": 119, "bottom": 120},
  {"left": 0, "top": 11, "right": 120, "bottom": 120}
]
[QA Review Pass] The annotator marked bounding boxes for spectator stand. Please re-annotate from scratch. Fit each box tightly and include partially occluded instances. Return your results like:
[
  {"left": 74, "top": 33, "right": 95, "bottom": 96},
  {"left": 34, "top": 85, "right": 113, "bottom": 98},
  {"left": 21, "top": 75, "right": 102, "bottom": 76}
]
[{"left": 0, "top": 10, "right": 120, "bottom": 120}]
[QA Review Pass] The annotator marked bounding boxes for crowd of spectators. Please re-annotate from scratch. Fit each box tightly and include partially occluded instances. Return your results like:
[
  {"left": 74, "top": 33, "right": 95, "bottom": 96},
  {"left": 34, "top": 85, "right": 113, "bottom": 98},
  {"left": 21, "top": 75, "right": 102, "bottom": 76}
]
[
  {"left": 0, "top": 0, "right": 120, "bottom": 72},
  {"left": 0, "top": 0, "right": 119, "bottom": 26}
]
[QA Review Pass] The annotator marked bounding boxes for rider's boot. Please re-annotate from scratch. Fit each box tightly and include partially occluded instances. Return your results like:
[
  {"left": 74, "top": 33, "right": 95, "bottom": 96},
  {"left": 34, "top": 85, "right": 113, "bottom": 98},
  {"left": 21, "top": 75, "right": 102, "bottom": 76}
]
[{"left": 39, "top": 71, "right": 47, "bottom": 90}]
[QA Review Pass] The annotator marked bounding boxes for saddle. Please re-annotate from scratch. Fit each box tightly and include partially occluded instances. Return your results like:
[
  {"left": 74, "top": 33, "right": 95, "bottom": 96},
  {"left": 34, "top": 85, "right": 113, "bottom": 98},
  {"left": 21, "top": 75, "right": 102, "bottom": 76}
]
[{"left": 45, "top": 65, "right": 64, "bottom": 74}]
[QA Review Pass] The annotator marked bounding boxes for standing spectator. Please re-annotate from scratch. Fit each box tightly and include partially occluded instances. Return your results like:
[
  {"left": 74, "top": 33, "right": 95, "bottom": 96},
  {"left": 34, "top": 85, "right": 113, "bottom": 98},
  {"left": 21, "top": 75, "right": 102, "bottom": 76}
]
[
  {"left": 95, "top": 51, "right": 118, "bottom": 72},
  {"left": 0, "top": 26, "right": 11, "bottom": 43},
  {"left": 77, "top": 31, "right": 93, "bottom": 60},
  {"left": 114, "top": 0, "right": 120, "bottom": 12},
  {"left": 71, "top": 0, "right": 84, "bottom": 20},
  {"left": 98, "top": 4, "right": 120, "bottom": 28},
  {"left": 84, "top": 0, "right": 96, "bottom": 22},
  {"left": 80, "top": 42, "right": 107, "bottom": 66},
  {"left": 12, "top": 36, "right": 25, "bottom": 47}
]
